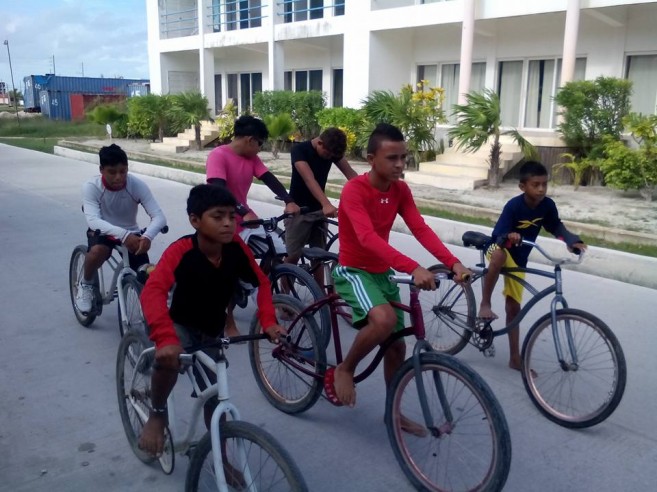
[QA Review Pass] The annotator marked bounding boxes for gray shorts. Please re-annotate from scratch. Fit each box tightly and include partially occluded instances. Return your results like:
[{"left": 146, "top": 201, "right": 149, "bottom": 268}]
[
  {"left": 284, "top": 210, "right": 327, "bottom": 258},
  {"left": 174, "top": 323, "right": 219, "bottom": 397}
]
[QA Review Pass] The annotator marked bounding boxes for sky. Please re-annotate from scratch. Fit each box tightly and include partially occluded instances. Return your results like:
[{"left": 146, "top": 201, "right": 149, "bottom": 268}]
[{"left": 0, "top": 0, "right": 149, "bottom": 91}]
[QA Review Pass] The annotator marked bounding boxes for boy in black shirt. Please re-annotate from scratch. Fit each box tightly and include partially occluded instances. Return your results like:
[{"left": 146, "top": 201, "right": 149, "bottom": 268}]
[
  {"left": 284, "top": 128, "right": 358, "bottom": 277},
  {"left": 479, "top": 161, "right": 586, "bottom": 371}
]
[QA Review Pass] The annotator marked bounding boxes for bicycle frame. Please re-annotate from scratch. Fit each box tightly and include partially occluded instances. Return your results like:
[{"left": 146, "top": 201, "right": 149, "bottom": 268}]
[
  {"left": 128, "top": 346, "right": 250, "bottom": 492},
  {"left": 97, "top": 245, "right": 136, "bottom": 322}
]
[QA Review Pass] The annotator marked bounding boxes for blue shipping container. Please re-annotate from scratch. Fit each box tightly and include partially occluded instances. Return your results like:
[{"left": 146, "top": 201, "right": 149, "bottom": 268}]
[
  {"left": 39, "top": 90, "right": 72, "bottom": 121},
  {"left": 24, "top": 74, "right": 149, "bottom": 112}
]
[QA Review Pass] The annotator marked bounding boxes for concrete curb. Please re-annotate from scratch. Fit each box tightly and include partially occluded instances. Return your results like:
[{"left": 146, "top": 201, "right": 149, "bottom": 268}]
[{"left": 55, "top": 146, "right": 657, "bottom": 290}]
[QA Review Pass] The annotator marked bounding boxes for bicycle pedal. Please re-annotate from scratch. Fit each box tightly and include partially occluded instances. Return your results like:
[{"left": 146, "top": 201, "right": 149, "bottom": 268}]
[{"left": 482, "top": 344, "right": 496, "bottom": 358}]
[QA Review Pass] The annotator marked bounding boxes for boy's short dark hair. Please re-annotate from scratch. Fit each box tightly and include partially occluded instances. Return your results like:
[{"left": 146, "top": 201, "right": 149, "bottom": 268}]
[
  {"left": 233, "top": 115, "right": 269, "bottom": 141},
  {"left": 187, "top": 184, "right": 237, "bottom": 217},
  {"left": 319, "top": 127, "right": 347, "bottom": 158},
  {"left": 367, "top": 123, "right": 405, "bottom": 155},
  {"left": 518, "top": 160, "right": 548, "bottom": 183},
  {"left": 99, "top": 144, "right": 128, "bottom": 167}
]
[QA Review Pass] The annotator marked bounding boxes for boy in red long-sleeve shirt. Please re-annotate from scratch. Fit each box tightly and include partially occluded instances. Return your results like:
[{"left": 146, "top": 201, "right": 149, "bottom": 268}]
[{"left": 330, "top": 123, "right": 471, "bottom": 435}]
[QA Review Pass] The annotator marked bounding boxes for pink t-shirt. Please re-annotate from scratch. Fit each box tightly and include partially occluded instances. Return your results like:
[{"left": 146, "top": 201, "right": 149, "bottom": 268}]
[{"left": 206, "top": 144, "right": 269, "bottom": 229}]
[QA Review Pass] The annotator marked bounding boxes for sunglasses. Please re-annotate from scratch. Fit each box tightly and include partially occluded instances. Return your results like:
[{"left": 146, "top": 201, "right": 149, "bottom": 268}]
[{"left": 253, "top": 137, "right": 264, "bottom": 147}]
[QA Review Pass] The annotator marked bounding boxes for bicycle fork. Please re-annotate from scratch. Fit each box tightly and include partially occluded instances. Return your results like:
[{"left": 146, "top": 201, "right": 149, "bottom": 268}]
[
  {"left": 550, "top": 295, "right": 579, "bottom": 371},
  {"left": 412, "top": 342, "right": 455, "bottom": 438}
]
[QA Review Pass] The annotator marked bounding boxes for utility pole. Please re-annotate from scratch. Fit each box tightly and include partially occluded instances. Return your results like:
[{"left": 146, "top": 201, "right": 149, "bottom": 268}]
[
  {"left": 3, "top": 40, "right": 20, "bottom": 128},
  {"left": 81, "top": 62, "right": 84, "bottom": 77},
  {"left": 52, "top": 54, "right": 56, "bottom": 75}
]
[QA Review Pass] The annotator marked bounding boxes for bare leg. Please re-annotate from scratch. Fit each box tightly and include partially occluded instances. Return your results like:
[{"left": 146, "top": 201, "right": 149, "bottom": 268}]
[
  {"left": 138, "top": 367, "right": 178, "bottom": 457},
  {"left": 505, "top": 296, "right": 522, "bottom": 370},
  {"left": 224, "top": 303, "right": 240, "bottom": 337},
  {"left": 479, "top": 248, "right": 506, "bottom": 320},
  {"left": 83, "top": 244, "right": 112, "bottom": 282},
  {"left": 334, "top": 304, "right": 397, "bottom": 407}
]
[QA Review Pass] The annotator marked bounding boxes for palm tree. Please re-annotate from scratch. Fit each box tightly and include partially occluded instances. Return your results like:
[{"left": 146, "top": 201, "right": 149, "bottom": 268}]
[
  {"left": 127, "top": 93, "right": 171, "bottom": 141},
  {"left": 448, "top": 89, "right": 536, "bottom": 188},
  {"left": 170, "top": 91, "right": 211, "bottom": 150},
  {"left": 264, "top": 113, "right": 296, "bottom": 158}
]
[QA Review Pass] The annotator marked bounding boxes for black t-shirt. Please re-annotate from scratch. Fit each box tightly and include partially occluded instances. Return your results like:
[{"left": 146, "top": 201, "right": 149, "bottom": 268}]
[{"left": 289, "top": 140, "right": 336, "bottom": 212}]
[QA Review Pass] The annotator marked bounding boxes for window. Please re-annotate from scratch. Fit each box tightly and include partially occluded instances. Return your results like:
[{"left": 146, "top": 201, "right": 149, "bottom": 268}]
[
  {"left": 225, "top": 0, "right": 261, "bottom": 31},
  {"left": 286, "top": 69, "right": 323, "bottom": 92},
  {"left": 335, "top": 0, "right": 345, "bottom": 16},
  {"left": 214, "top": 74, "right": 223, "bottom": 113},
  {"left": 333, "top": 69, "right": 343, "bottom": 107},
  {"left": 284, "top": 0, "right": 324, "bottom": 23},
  {"left": 626, "top": 54, "right": 657, "bottom": 115},
  {"left": 417, "top": 65, "right": 438, "bottom": 87},
  {"left": 168, "top": 71, "right": 200, "bottom": 94},
  {"left": 226, "top": 72, "right": 261, "bottom": 113},
  {"left": 525, "top": 57, "right": 586, "bottom": 128},
  {"left": 440, "top": 62, "right": 486, "bottom": 123},
  {"left": 497, "top": 61, "right": 523, "bottom": 127}
]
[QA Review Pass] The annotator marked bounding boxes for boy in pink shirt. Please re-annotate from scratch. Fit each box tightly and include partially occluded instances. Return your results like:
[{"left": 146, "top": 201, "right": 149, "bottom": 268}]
[{"left": 206, "top": 115, "right": 299, "bottom": 335}]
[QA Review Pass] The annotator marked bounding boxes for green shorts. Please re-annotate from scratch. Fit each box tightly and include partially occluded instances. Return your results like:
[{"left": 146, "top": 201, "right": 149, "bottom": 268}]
[{"left": 332, "top": 265, "right": 405, "bottom": 331}]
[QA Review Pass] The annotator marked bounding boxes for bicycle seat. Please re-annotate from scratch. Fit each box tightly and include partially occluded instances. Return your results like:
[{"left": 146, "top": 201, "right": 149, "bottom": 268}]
[
  {"left": 462, "top": 231, "right": 491, "bottom": 250},
  {"left": 302, "top": 247, "right": 338, "bottom": 263}
]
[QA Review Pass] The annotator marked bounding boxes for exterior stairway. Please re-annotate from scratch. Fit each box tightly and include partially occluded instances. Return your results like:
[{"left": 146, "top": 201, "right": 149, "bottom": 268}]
[
  {"left": 150, "top": 120, "right": 219, "bottom": 153},
  {"left": 404, "top": 135, "right": 525, "bottom": 190}
]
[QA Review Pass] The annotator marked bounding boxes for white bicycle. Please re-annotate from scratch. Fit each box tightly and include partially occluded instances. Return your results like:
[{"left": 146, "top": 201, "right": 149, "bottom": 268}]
[{"left": 116, "top": 330, "right": 308, "bottom": 491}]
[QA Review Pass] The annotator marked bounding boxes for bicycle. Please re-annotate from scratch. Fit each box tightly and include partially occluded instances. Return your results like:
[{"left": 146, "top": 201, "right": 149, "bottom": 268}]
[
  {"left": 68, "top": 226, "right": 167, "bottom": 337},
  {"left": 240, "top": 213, "right": 331, "bottom": 347},
  {"left": 421, "top": 230, "right": 627, "bottom": 429},
  {"left": 116, "top": 330, "right": 308, "bottom": 491},
  {"left": 248, "top": 274, "right": 512, "bottom": 491}
]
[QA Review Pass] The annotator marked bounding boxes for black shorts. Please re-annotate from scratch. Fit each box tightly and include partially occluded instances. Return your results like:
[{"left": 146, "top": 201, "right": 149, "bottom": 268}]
[
  {"left": 86, "top": 229, "right": 149, "bottom": 271},
  {"left": 175, "top": 323, "right": 220, "bottom": 408}
]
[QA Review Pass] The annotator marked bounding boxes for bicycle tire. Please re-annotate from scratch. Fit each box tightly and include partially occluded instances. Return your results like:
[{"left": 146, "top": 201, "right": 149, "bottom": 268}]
[
  {"left": 521, "top": 308, "right": 627, "bottom": 428},
  {"left": 325, "top": 232, "right": 339, "bottom": 254},
  {"left": 421, "top": 264, "right": 475, "bottom": 355},
  {"left": 270, "top": 263, "right": 331, "bottom": 349},
  {"left": 118, "top": 274, "right": 147, "bottom": 338},
  {"left": 185, "top": 420, "right": 308, "bottom": 492},
  {"left": 249, "top": 295, "right": 327, "bottom": 414},
  {"left": 386, "top": 352, "right": 511, "bottom": 492},
  {"left": 116, "top": 331, "right": 156, "bottom": 464},
  {"left": 69, "top": 245, "right": 99, "bottom": 327}
]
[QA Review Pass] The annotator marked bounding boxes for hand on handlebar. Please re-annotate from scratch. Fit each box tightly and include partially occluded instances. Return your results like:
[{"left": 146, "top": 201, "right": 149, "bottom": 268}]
[
  {"left": 284, "top": 202, "right": 301, "bottom": 216},
  {"left": 242, "top": 211, "right": 260, "bottom": 228},
  {"left": 322, "top": 203, "right": 338, "bottom": 218},
  {"left": 135, "top": 236, "right": 152, "bottom": 255},
  {"left": 411, "top": 266, "right": 437, "bottom": 291},
  {"left": 569, "top": 241, "right": 587, "bottom": 255},
  {"left": 155, "top": 344, "right": 184, "bottom": 371},
  {"left": 452, "top": 263, "right": 472, "bottom": 284},
  {"left": 264, "top": 324, "right": 288, "bottom": 344}
]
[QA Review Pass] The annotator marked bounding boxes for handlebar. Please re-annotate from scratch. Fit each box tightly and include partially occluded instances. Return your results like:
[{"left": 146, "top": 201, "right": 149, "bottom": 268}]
[
  {"left": 389, "top": 271, "right": 471, "bottom": 285},
  {"left": 495, "top": 234, "right": 584, "bottom": 265},
  {"left": 241, "top": 208, "right": 309, "bottom": 232},
  {"left": 177, "top": 333, "right": 289, "bottom": 368}
]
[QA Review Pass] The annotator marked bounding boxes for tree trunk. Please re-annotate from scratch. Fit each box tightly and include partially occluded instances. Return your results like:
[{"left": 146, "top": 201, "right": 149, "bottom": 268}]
[
  {"left": 488, "top": 136, "right": 501, "bottom": 188},
  {"left": 195, "top": 124, "right": 202, "bottom": 151}
]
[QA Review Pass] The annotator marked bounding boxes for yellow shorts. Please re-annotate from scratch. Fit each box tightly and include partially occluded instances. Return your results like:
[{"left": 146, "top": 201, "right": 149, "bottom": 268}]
[{"left": 486, "top": 244, "right": 525, "bottom": 304}]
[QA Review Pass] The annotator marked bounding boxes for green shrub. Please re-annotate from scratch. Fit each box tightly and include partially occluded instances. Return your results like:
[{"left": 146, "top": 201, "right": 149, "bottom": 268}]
[
  {"left": 264, "top": 113, "right": 296, "bottom": 158},
  {"left": 127, "top": 94, "right": 174, "bottom": 141},
  {"left": 600, "top": 113, "right": 657, "bottom": 201},
  {"left": 253, "top": 90, "right": 325, "bottom": 140}
]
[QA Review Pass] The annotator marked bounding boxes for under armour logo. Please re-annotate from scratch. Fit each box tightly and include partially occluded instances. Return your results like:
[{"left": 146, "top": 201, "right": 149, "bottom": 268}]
[{"left": 380, "top": 198, "right": 389, "bottom": 204}]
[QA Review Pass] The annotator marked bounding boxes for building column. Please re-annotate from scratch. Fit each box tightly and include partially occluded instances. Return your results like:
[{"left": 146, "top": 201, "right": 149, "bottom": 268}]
[
  {"left": 342, "top": 2, "right": 370, "bottom": 108},
  {"left": 267, "top": 1, "right": 284, "bottom": 90},
  {"left": 198, "top": 0, "right": 216, "bottom": 113},
  {"left": 146, "top": 0, "right": 163, "bottom": 94},
  {"left": 457, "top": 0, "right": 475, "bottom": 105},
  {"left": 560, "top": 0, "right": 581, "bottom": 86}
]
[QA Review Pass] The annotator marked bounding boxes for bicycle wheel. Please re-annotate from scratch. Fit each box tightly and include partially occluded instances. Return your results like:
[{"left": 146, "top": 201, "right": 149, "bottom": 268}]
[
  {"left": 249, "top": 295, "right": 326, "bottom": 414},
  {"left": 185, "top": 420, "right": 308, "bottom": 492},
  {"left": 116, "top": 331, "right": 156, "bottom": 464},
  {"left": 325, "top": 232, "right": 339, "bottom": 254},
  {"left": 69, "top": 245, "right": 99, "bottom": 327},
  {"left": 420, "top": 264, "right": 475, "bottom": 355},
  {"left": 521, "top": 308, "right": 627, "bottom": 428},
  {"left": 118, "top": 275, "right": 147, "bottom": 338},
  {"left": 386, "top": 352, "right": 511, "bottom": 492},
  {"left": 270, "top": 263, "right": 331, "bottom": 349}
]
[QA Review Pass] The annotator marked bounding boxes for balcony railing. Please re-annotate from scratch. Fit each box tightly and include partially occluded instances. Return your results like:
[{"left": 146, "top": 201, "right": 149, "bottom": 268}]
[
  {"left": 208, "top": 1, "right": 268, "bottom": 32},
  {"left": 160, "top": 7, "right": 199, "bottom": 39},
  {"left": 277, "top": 0, "right": 345, "bottom": 23}
]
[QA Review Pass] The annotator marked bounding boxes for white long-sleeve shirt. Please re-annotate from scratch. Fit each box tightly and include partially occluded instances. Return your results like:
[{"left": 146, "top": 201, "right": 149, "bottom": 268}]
[{"left": 82, "top": 174, "right": 166, "bottom": 242}]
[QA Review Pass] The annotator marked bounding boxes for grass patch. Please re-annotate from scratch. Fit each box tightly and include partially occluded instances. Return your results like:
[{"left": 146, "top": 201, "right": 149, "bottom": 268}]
[
  {"left": 0, "top": 118, "right": 105, "bottom": 138},
  {"left": 0, "top": 137, "right": 59, "bottom": 153}
]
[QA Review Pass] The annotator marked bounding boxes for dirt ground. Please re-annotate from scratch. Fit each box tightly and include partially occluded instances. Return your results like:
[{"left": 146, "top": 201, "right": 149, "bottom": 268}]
[{"left": 81, "top": 138, "right": 657, "bottom": 235}]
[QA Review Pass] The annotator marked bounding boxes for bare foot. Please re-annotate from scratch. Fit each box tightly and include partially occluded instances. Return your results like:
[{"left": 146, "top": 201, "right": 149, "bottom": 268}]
[
  {"left": 333, "top": 364, "right": 356, "bottom": 407},
  {"left": 478, "top": 304, "right": 499, "bottom": 320},
  {"left": 223, "top": 460, "right": 247, "bottom": 489},
  {"left": 509, "top": 358, "right": 537, "bottom": 378},
  {"left": 138, "top": 415, "right": 166, "bottom": 457},
  {"left": 400, "top": 415, "right": 429, "bottom": 438}
]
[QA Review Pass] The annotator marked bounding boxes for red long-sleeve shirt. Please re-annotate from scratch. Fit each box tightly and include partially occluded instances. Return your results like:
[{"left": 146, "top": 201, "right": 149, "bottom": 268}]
[
  {"left": 141, "top": 233, "right": 277, "bottom": 349},
  {"left": 338, "top": 174, "right": 460, "bottom": 274}
]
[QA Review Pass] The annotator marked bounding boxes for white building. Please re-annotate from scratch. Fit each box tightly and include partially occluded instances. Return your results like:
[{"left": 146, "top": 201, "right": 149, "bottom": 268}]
[{"left": 146, "top": 0, "right": 657, "bottom": 128}]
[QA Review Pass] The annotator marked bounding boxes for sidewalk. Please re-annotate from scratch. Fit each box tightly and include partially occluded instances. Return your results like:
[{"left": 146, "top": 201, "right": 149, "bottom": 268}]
[{"left": 55, "top": 139, "right": 657, "bottom": 289}]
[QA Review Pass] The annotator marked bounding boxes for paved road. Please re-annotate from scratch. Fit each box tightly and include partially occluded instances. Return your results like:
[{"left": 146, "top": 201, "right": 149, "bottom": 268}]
[{"left": 1, "top": 145, "right": 656, "bottom": 491}]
